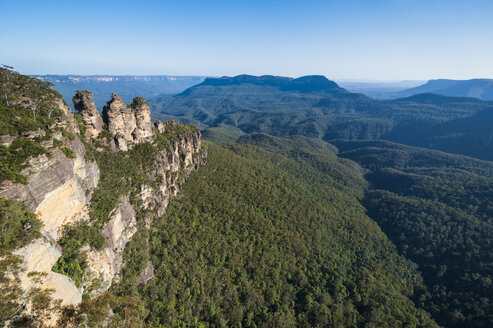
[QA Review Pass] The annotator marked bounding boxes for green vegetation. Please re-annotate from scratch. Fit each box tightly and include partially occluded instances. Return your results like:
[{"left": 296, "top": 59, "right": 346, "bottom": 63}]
[
  {"left": 139, "top": 139, "right": 436, "bottom": 327},
  {"left": 52, "top": 223, "right": 106, "bottom": 288},
  {"left": 0, "top": 198, "right": 61, "bottom": 326},
  {"left": 0, "top": 67, "right": 69, "bottom": 184},
  {"left": 112, "top": 221, "right": 151, "bottom": 296},
  {"left": 0, "top": 137, "right": 47, "bottom": 184},
  {"left": 4, "top": 69, "right": 491, "bottom": 327},
  {"left": 0, "top": 198, "right": 41, "bottom": 256},
  {"left": 334, "top": 139, "right": 493, "bottom": 328},
  {"left": 57, "top": 292, "right": 149, "bottom": 328},
  {"left": 0, "top": 67, "right": 64, "bottom": 136},
  {"left": 60, "top": 146, "right": 75, "bottom": 159},
  {"left": 1, "top": 255, "right": 62, "bottom": 326},
  {"left": 90, "top": 123, "right": 198, "bottom": 226},
  {"left": 202, "top": 125, "right": 246, "bottom": 144}
]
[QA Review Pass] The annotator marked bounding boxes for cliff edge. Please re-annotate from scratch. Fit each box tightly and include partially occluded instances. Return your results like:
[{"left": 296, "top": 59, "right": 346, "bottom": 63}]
[{"left": 0, "top": 68, "right": 206, "bottom": 326}]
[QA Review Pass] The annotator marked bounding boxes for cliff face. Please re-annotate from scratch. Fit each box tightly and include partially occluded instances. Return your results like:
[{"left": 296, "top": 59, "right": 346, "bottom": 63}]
[
  {"left": 0, "top": 76, "right": 206, "bottom": 325},
  {"left": 0, "top": 99, "right": 98, "bottom": 309},
  {"left": 83, "top": 126, "right": 205, "bottom": 295}
]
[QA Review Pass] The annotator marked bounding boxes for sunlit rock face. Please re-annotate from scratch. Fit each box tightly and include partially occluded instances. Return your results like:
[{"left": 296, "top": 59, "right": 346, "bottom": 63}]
[
  {"left": 102, "top": 93, "right": 155, "bottom": 150},
  {"left": 73, "top": 90, "right": 104, "bottom": 138},
  {"left": 0, "top": 102, "right": 99, "bottom": 314}
]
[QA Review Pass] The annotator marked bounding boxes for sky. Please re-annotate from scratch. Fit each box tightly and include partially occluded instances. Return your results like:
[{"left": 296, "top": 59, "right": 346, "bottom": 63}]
[{"left": 1, "top": 0, "right": 493, "bottom": 80}]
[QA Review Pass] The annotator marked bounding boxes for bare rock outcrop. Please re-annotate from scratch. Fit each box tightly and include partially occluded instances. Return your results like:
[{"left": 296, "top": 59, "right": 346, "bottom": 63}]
[
  {"left": 154, "top": 119, "right": 179, "bottom": 134},
  {"left": 73, "top": 90, "right": 104, "bottom": 138},
  {"left": 102, "top": 93, "right": 155, "bottom": 151},
  {"left": 14, "top": 235, "right": 83, "bottom": 309},
  {"left": 132, "top": 97, "right": 154, "bottom": 142},
  {"left": 1, "top": 70, "right": 206, "bottom": 326},
  {"left": 137, "top": 261, "right": 155, "bottom": 285},
  {"left": 139, "top": 129, "right": 205, "bottom": 216}
]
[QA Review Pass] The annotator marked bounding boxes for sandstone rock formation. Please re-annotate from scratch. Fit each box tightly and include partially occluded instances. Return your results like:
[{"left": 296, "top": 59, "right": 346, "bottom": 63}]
[
  {"left": 131, "top": 97, "right": 154, "bottom": 142},
  {"left": 102, "top": 93, "right": 155, "bottom": 150},
  {"left": 84, "top": 195, "right": 137, "bottom": 295},
  {"left": 154, "top": 119, "right": 179, "bottom": 134},
  {"left": 1, "top": 78, "right": 206, "bottom": 326},
  {"left": 154, "top": 119, "right": 166, "bottom": 133},
  {"left": 73, "top": 90, "right": 104, "bottom": 138},
  {"left": 0, "top": 100, "right": 99, "bottom": 311}
]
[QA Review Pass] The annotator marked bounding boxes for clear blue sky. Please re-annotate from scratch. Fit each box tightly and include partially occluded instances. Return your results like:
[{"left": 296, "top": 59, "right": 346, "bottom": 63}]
[{"left": 1, "top": 0, "right": 492, "bottom": 80}]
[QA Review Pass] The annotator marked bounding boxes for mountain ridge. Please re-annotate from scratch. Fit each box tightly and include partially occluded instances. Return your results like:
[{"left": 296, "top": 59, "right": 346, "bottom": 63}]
[
  {"left": 152, "top": 74, "right": 493, "bottom": 160},
  {"left": 398, "top": 78, "right": 493, "bottom": 100}
]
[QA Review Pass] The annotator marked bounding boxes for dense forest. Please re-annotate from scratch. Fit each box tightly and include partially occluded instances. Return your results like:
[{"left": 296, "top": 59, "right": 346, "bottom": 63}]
[
  {"left": 137, "top": 138, "right": 437, "bottom": 327},
  {"left": 333, "top": 140, "right": 493, "bottom": 327}
]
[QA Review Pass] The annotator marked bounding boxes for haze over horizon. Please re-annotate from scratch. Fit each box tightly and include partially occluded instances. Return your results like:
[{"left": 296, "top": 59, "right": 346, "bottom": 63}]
[{"left": 1, "top": 0, "right": 493, "bottom": 80}]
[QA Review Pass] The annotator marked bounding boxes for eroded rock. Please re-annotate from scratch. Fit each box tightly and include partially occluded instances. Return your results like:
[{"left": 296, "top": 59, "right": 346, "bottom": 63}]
[
  {"left": 73, "top": 90, "right": 104, "bottom": 138},
  {"left": 102, "top": 93, "right": 154, "bottom": 150}
]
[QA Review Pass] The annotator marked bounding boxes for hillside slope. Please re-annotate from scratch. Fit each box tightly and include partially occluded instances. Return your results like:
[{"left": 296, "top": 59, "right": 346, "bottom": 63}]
[
  {"left": 0, "top": 68, "right": 206, "bottom": 326},
  {"left": 139, "top": 137, "right": 438, "bottom": 327},
  {"left": 333, "top": 139, "right": 493, "bottom": 327}
]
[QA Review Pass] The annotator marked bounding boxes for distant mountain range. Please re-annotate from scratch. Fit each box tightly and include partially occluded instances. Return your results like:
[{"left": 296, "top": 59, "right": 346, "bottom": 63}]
[
  {"left": 33, "top": 75, "right": 206, "bottom": 109},
  {"left": 338, "top": 80, "right": 424, "bottom": 99},
  {"left": 340, "top": 78, "right": 493, "bottom": 100},
  {"left": 396, "top": 78, "right": 493, "bottom": 100},
  {"left": 151, "top": 74, "right": 493, "bottom": 161}
]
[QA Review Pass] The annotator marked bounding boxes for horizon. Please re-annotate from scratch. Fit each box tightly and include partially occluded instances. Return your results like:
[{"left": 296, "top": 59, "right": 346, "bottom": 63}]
[
  {"left": 2, "top": 0, "right": 493, "bottom": 80},
  {"left": 28, "top": 73, "right": 493, "bottom": 85}
]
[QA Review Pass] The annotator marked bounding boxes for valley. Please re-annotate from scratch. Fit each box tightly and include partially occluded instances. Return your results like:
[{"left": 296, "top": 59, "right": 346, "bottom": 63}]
[{"left": 1, "top": 68, "right": 492, "bottom": 327}]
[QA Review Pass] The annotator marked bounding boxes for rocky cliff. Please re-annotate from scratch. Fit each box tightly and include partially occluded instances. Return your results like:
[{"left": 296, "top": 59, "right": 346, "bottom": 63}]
[
  {"left": 80, "top": 119, "right": 205, "bottom": 296},
  {"left": 0, "top": 98, "right": 97, "bottom": 313},
  {"left": 0, "top": 68, "right": 206, "bottom": 326}
]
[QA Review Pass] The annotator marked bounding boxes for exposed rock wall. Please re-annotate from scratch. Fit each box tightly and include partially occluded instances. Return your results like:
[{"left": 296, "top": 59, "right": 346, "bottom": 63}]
[
  {"left": 102, "top": 93, "right": 155, "bottom": 150},
  {"left": 131, "top": 97, "right": 154, "bottom": 142},
  {"left": 83, "top": 128, "right": 206, "bottom": 293},
  {"left": 84, "top": 195, "right": 137, "bottom": 295},
  {"left": 0, "top": 101, "right": 99, "bottom": 309},
  {"left": 73, "top": 90, "right": 104, "bottom": 138}
]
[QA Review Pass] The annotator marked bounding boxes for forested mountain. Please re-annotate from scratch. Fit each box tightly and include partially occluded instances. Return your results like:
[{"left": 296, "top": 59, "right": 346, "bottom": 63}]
[
  {"left": 338, "top": 80, "right": 424, "bottom": 99},
  {"left": 397, "top": 79, "right": 493, "bottom": 100},
  {"left": 152, "top": 74, "right": 493, "bottom": 161}
]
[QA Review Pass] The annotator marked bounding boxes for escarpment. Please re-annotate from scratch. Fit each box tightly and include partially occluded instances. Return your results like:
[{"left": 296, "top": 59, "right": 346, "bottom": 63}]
[
  {"left": 0, "top": 95, "right": 98, "bottom": 314},
  {"left": 79, "top": 118, "right": 205, "bottom": 295},
  {"left": 0, "top": 68, "right": 206, "bottom": 326}
]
